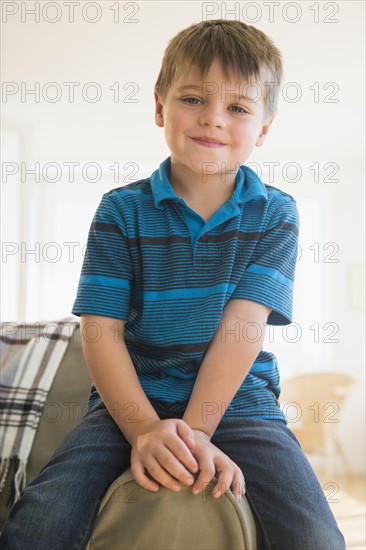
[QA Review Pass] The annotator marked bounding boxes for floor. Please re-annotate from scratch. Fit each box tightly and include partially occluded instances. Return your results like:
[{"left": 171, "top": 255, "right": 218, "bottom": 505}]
[{"left": 312, "top": 465, "right": 366, "bottom": 549}]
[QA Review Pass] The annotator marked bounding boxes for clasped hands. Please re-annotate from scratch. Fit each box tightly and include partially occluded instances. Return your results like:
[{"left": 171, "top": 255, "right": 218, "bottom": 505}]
[{"left": 130, "top": 418, "right": 245, "bottom": 501}]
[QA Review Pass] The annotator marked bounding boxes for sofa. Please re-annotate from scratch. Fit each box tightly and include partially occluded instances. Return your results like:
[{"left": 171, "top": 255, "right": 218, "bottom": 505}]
[{"left": 0, "top": 323, "right": 257, "bottom": 549}]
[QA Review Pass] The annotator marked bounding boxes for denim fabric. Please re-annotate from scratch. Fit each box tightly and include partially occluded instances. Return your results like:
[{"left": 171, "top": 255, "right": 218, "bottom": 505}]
[
  {"left": 211, "top": 415, "right": 346, "bottom": 549},
  {"left": 0, "top": 400, "right": 346, "bottom": 550}
]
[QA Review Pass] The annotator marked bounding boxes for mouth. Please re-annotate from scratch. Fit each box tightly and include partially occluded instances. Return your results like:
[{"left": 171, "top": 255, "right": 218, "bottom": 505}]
[{"left": 191, "top": 136, "right": 226, "bottom": 148}]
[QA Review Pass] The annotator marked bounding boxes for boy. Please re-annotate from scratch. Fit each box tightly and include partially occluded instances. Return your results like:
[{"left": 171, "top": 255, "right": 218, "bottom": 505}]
[{"left": 0, "top": 19, "right": 345, "bottom": 549}]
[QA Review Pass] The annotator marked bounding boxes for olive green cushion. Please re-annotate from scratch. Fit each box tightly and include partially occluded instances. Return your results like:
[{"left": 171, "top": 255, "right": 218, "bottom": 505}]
[
  {"left": 27, "top": 326, "right": 92, "bottom": 482},
  {"left": 86, "top": 468, "right": 257, "bottom": 550}
]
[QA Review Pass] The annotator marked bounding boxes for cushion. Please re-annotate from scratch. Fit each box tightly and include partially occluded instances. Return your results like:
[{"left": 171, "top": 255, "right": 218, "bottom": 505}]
[
  {"left": 86, "top": 467, "right": 257, "bottom": 550},
  {"left": 26, "top": 326, "right": 92, "bottom": 482}
]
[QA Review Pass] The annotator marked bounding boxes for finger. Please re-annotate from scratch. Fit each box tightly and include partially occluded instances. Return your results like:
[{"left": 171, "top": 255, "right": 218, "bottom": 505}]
[
  {"left": 131, "top": 459, "right": 160, "bottom": 493},
  {"left": 163, "top": 434, "right": 197, "bottom": 475},
  {"left": 231, "top": 469, "right": 246, "bottom": 501},
  {"left": 155, "top": 446, "right": 196, "bottom": 487},
  {"left": 185, "top": 437, "right": 196, "bottom": 453},
  {"left": 210, "top": 458, "right": 235, "bottom": 499},
  {"left": 144, "top": 457, "right": 183, "bottom": 493},
  {"left": 175, "top": 421, "right": 199, "bottom": 472},
  {"left": 213, "top": 467, "right": 245, "bottom": 502},
  {"left": 176, "top": 419, "right": 198, "bottom": 472},
  {"left": 231, "top": 468, "right": 246, "bottom": 501},
  {"left": 211, "top": 469, "right": 233, "bottom": 499},
  {"left": 191, "top": 464, "right": 216, "bottom": 495},
  {"left": 176, "top": 419, "right": 195, "bottom": 442}
]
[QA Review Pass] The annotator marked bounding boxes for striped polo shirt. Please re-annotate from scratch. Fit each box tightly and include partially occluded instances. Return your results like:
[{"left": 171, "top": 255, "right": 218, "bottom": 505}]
[{"left": 71, "top": 156, "right": 300, "bottom": 424}]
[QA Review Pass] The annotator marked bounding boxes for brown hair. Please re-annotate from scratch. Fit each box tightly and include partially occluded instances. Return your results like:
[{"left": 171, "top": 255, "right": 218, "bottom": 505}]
[{"left": 154, "top": 19, "right": 283, "bottom": 122}]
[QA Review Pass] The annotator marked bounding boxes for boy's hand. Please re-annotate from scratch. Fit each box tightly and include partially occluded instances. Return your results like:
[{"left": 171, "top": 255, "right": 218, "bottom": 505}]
[
  {"left": 130, "top": 418, "right": 199, "bottom": 493},
  {"left": 189, "top": 429, "right": 246, "bottom": 502}
]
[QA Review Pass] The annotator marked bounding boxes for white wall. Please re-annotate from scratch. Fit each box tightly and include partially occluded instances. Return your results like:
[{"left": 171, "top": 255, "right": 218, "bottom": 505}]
[{"left": 1, "top": 1, "right": 365, "bottom": 473}]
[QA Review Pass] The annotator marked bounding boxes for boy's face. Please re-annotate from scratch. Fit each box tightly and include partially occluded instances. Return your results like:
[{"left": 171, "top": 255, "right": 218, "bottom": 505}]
[{"left": 154, "top": 58, "right": 274, "bottom": 180}]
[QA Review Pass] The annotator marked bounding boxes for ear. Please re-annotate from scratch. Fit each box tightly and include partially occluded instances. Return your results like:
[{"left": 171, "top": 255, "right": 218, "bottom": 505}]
[
  {"left": 255, "top": 114, "right": 275, "bottom": 147},
  {"left": 154, "top": 90, "right": 164, "bottom": 128}
]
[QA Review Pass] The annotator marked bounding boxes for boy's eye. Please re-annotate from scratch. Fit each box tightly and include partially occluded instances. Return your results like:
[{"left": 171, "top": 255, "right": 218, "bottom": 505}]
[
  {"left": 182, "top": 97, "right": 201, "bottom": 105},
  {"left": 182, "top": 97, "right": 248, "bottom": 114},
  {"left": 230, "top": 105, "right": 247, "bottom": 114}
]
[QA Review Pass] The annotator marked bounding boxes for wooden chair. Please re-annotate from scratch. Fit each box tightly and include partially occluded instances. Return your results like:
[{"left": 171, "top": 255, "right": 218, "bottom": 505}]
[{"left": 279, "top": 372, "right": 356, "bottom": 479}]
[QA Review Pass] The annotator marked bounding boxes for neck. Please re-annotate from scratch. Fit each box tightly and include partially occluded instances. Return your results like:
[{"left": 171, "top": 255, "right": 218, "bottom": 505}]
[{"left": 169, "top": 160, "right": 238, "bottom": 202}]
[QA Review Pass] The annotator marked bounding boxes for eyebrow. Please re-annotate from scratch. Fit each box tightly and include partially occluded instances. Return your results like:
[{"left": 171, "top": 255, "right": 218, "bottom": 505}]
[
  {"left": 177, "top": 85, "right": 204, "bottom": 91},
  {"left": 176, "top": 84, "right": 253, "bottom": 100}
]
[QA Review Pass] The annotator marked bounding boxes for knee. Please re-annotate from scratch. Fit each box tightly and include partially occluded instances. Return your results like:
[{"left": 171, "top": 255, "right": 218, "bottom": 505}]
[
  {"left": 0, "top": 478, "right": 99, "bottom": 549},
  {"left": 24, "top": 474, "right": 106, "bottom": 508}
]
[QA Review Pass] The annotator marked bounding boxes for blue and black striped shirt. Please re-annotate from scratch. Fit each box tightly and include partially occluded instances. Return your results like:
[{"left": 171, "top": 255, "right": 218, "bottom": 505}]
[{"left": 72, "top": 156, "right": 300, "bottom": 423}]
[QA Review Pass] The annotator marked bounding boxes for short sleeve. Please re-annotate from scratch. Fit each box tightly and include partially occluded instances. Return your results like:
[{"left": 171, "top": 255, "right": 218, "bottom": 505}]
[
  {"left": 71, "top": 192, "right": 134, "bottom": 320},
  {"left": 230, "top": 197, "right": 300, "bottom": 325}
]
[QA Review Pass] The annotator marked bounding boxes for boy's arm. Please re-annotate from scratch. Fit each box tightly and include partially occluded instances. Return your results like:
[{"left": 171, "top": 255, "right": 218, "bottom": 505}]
[
  {"left": 182, "top": 299, "right": 271, "bottom": 438},
  {"left": 80, "top": 314, "right": 160, "bottom": 445},
  {"left": 80, "top": 314, "right": 200, "bottom": 493}
]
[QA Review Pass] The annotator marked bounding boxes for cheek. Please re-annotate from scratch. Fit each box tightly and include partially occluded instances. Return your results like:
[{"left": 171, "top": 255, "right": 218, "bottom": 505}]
[
  {"left": 234, "top": 122, "right": 261, "bottom": 146},
  {"left": 167, "top": 116, "right": 190, "bottom": 141},
  {"left": 165, "top": 111, "right": 181, "bottom": 132}
]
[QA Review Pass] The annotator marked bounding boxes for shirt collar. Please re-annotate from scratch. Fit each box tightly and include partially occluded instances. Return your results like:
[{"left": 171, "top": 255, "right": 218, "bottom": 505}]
[{"left": 150, "top": 156, "right": 268, "bottom": 210}]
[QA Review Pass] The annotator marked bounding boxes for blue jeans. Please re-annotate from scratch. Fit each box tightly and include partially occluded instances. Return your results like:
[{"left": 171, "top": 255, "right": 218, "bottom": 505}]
[{"left": 0, "top": 399, "right": 346, "bottom": 550}]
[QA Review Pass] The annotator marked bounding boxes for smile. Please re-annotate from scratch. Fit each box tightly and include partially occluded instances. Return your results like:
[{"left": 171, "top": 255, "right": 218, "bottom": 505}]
[{"left": 191, "top": 137, "right": 225, "bottom": 148}]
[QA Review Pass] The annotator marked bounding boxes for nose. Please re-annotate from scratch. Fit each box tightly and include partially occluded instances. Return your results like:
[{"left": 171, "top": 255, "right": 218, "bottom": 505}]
[{"left": 197, "top": 102, "right": 226, "bottom": 128}]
